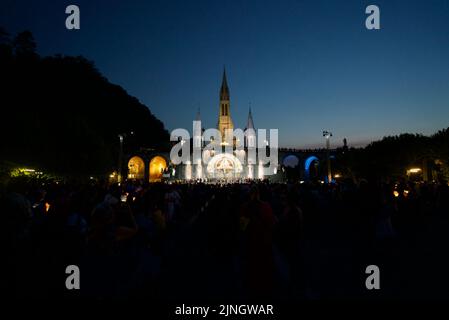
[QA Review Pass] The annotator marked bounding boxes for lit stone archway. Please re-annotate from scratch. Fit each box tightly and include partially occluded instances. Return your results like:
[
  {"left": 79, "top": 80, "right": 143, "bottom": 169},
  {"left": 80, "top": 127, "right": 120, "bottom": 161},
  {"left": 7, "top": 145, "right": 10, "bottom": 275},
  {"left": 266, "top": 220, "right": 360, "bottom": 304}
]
[
  {"left": 206, "top": 153, "right": 243, "bottom": 179},
  {"left": 128, "top": 156, "right": 145, "bottom": 180},
  {"left": 149, "top": 156, "right": 167, "bottom": 182}
]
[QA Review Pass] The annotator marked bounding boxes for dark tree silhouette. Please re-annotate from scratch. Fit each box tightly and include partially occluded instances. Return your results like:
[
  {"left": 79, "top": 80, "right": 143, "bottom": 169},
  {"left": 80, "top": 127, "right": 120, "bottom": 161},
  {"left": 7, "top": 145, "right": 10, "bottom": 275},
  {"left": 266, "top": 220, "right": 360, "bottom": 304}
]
[
  {"left": 0, "top": 28, "right": 169, "bottom": 177},
  {"left": 340, "top": 132, "right": 449, "bottom": 182},
  {"left": 13, "top": 31, "right": 37, "bottom": 59}
]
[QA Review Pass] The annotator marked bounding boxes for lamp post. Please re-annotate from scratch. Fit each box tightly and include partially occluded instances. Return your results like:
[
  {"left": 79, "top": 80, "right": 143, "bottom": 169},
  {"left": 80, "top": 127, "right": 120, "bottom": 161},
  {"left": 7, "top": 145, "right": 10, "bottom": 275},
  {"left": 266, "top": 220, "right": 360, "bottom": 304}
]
[
  {"left": 117, "top": 131, "right": 134, "bottom": 183},
  {"left": 323, "top": 130, "right": 333, "bottom": 184}
]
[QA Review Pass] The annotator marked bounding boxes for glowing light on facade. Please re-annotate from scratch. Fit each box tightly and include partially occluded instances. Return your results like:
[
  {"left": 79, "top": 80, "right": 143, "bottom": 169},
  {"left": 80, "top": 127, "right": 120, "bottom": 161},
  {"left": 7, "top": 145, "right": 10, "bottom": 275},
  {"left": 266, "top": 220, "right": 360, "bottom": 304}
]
[
  {"left": 258, "top": 163, "right": 264, "bottom": 180},
  {"left": 196, "top": 159, "right": 202, "bottom": 179},
  {"left": 248, "top": 164, "right": 254, "bottom": 179},
  {"left": 128, "top": 156, "right": 145, "bottom": 180},
  {"left": 149, "top": 156, "right": 167, "bottom": 182},
  {"left": 185, "top": 161, "right": 192, "bottom": 180},
  {"left": 207, "top": 153, "right": 243, "bottom": 179}
]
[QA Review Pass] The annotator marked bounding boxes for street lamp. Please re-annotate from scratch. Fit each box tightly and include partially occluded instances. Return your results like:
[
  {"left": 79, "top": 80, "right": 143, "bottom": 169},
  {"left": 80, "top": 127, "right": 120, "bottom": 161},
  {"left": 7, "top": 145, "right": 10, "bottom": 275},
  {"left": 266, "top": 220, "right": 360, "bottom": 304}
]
[
  {"left": 117, "top": 131, "right": 134, "bottom": 183},
  {"left": 323, "top": 130, "right": 333, "bottom": 184}
]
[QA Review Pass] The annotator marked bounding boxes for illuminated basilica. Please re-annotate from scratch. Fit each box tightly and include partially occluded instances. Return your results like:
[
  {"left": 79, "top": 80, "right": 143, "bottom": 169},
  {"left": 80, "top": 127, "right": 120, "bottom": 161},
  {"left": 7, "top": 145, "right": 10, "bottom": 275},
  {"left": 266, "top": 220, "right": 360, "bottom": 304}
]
[
  {"left": 182, "top": 69, "right": 267, "bottom": 181},
  {"left": 125, "top": 70, "right": 297, "bottom": 183},
  {"left": 125, "top": 70, "right": 332, "bottom": 183}
]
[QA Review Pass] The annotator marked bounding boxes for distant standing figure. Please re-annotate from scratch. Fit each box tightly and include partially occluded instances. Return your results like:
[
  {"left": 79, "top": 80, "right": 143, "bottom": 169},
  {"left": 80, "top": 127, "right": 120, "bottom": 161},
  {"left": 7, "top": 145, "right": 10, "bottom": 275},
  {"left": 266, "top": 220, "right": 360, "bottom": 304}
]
[
  {"left": 240, "top": 186, "right": 276, "bottom": 298},
  {"left": 165, "top": 187, "right": 181, "bottom": 223}
]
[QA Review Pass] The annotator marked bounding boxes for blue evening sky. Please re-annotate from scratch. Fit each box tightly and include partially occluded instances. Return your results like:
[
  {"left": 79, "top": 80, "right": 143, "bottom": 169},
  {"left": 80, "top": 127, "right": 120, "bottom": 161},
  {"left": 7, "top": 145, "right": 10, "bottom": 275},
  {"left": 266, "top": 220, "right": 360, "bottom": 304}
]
[{"left": 2, "top": 0, "right": 449, "bottom": 147}]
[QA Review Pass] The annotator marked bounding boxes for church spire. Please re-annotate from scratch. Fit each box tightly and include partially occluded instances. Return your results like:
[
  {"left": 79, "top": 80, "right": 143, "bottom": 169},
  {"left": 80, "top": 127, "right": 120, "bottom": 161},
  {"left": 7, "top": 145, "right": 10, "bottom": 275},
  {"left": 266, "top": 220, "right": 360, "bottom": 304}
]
[
  {"left": 246, "top": 105, "right": 255, "bottom": 130},
  {"left": 245, "top": 104, "right": 256, "bottom": 149},
  {"left": 195, "top": 106, "right": 201, "bottom": 121},
  {"left": 217, "top": 67, "right": 233, "bottom": 143},
  {"left": 220, "top": 67, "right": 230, "bottom": 101}
]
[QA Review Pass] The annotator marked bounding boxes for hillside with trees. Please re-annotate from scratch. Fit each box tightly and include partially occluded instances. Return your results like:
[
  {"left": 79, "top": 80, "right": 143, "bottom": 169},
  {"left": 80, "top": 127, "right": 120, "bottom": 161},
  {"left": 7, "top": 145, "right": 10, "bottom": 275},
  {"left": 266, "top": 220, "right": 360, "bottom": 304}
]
[
  {"left": 338, "top": 129, "right": 449, "bottom": 182},
  {"left": 0, "top": 28, "right": 169, "bottom": 177}
]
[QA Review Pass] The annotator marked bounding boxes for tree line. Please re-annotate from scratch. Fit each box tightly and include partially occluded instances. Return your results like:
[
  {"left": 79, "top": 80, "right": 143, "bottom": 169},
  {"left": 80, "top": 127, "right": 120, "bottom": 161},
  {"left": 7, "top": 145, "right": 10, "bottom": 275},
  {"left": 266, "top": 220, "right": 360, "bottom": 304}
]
[
  {"left": 0, "top": 28, "right": 169, "bottom": 178},
  {"left": 338, "top": 130, "right": 449, "bottom": 182}
]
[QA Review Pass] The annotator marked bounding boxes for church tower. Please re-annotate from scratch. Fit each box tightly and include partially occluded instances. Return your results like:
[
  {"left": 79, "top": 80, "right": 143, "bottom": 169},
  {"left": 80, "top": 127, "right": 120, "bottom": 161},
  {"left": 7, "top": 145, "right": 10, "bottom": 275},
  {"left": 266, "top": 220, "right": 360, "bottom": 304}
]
[
  {"left": 245, "top": 107, "right": 256, "bottom": 148},
  {"left": 218, "top": 68, "right": 234, "bottom": 143},
  {"left": 245, "top": 107, "right": 257, "bottom": 179}
]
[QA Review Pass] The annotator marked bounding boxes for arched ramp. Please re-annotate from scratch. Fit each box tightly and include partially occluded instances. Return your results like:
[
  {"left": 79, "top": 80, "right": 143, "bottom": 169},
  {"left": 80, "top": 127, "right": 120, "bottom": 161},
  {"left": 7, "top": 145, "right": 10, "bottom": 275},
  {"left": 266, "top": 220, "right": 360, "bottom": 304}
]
[{"left": 304, "top": 156, "right": 319, "bottom": 179}]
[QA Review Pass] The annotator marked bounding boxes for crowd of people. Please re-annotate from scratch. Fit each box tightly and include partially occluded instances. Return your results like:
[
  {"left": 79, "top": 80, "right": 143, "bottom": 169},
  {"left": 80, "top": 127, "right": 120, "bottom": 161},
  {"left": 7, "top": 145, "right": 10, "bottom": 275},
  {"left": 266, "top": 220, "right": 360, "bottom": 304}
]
[{"left": 2, "top": 177, "right": 449, "bottom": 300}]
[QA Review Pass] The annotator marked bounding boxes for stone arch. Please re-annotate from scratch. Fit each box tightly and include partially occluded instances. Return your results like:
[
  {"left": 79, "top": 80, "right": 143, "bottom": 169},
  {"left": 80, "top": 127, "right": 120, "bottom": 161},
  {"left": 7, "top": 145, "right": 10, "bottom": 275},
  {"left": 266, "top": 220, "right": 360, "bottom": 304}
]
[
  {"left": 149, "top": 156, "right": 167, "bottom": 182},
  {"left": 304, "top": 155, "right": 319, "bottom": 179},
  {"left": 128, "top": 156, "right": 145, "bottom": 180},
  {"left": 283, "top": 154, "right": 300, "bottom": 168},
  {"left": 206, "top": 153, "right": 243, "bottom": 179}
]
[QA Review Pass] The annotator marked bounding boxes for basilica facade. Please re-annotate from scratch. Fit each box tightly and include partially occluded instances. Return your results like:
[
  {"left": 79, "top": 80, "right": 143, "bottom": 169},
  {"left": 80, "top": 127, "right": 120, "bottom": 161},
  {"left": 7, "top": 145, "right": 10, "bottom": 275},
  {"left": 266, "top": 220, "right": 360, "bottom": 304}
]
[
  {"left": 126, "top": 70, "right": 333, "bottom": 184},
  {"left": 124, "top": 70, "right": 267, "bottom": 183},
  {"left": 183, "top": 69, "right": 266, "bottom": 181}
]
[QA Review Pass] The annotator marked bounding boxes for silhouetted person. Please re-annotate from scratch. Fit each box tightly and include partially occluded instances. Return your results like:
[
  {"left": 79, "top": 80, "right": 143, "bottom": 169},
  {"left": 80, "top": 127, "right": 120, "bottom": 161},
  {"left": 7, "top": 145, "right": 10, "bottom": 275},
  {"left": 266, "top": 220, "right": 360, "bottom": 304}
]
[{"left": 240, "top": 185, "right": 275, "bottom": 299}]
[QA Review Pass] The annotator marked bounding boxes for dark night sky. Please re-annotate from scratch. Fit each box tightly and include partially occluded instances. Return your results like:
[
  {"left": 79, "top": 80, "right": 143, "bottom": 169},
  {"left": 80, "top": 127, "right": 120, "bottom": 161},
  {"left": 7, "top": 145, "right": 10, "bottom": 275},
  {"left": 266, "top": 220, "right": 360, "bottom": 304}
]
[{"left": 2, "top": 0, "right": 449, "bottom": 148}]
